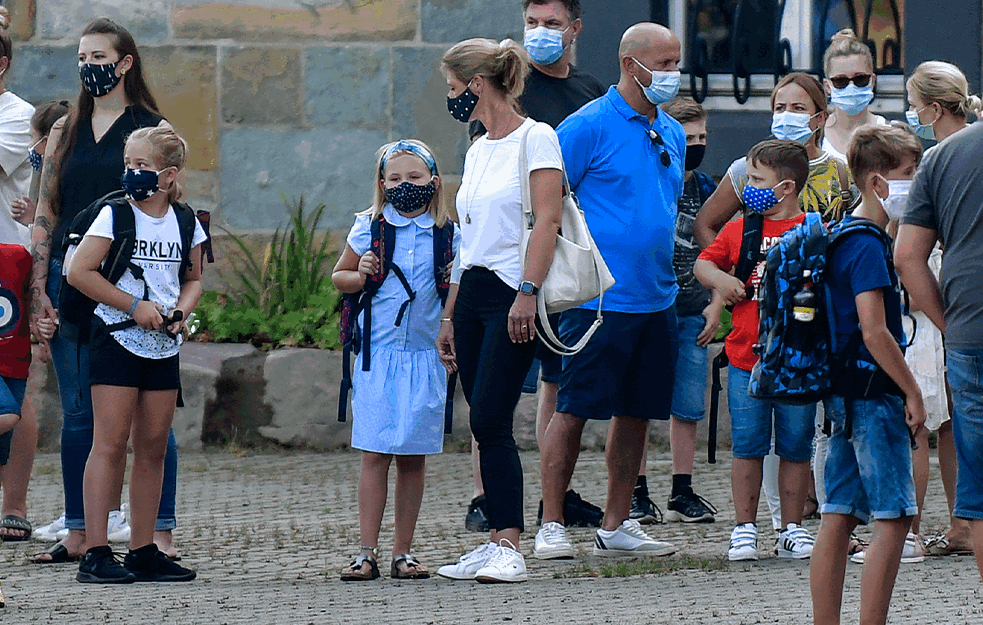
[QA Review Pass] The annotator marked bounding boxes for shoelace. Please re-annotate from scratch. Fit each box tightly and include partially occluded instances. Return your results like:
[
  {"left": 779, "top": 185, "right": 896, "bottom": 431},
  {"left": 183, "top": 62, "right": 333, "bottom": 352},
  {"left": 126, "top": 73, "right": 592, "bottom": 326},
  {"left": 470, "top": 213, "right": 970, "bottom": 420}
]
[
  {"left": 634, "top": 494, "right": 664, "bottom": 523},
  {"left": 461, "top": 542, "right": 495, "bottom": 562},
  {"left": 620, "top": 519, "right": 655, "bottom": 540},
  {"left": 483, "top": 539, "right": 520, "bottom": 569},
  {"left": 688, "top": 493, "right": 718, "bottom": 515},
  {"left": 541, "top": 522, "right": 567, "bottom": 541}
]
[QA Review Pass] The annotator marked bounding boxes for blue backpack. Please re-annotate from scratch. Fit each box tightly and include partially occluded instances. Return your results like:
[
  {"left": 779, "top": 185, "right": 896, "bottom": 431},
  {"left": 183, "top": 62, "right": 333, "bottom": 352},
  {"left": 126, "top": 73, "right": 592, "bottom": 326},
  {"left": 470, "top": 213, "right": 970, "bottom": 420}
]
[{"left": 748, "top": 213, "right": 903, "bottom": 406}]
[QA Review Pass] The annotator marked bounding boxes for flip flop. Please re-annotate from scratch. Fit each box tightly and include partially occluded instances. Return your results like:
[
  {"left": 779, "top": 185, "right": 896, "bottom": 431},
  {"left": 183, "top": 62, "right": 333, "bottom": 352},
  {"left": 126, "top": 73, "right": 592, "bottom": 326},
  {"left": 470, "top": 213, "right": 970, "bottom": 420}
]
[
  {"left": 31, "top": 543, "right": 82, "bottom": 564},
  {"left": 391, "top": 553, "right": 430, "bottom": 579},
  {"left": 340, "top": 554, "right": 380, "bottom": 581},
  {"left": 925, "top": 532, "right": 974, "bottom": 556},
  {"left": 0, "top": 515, "right": 31, "bottom": 541}
]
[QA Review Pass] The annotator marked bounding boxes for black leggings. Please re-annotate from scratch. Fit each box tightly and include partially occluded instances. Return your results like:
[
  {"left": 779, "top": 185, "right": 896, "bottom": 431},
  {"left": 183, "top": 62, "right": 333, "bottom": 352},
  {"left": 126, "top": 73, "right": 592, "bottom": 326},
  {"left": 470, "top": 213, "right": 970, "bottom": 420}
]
[{"left": 455, "top": 268, "right": 536, "bottom": 532}]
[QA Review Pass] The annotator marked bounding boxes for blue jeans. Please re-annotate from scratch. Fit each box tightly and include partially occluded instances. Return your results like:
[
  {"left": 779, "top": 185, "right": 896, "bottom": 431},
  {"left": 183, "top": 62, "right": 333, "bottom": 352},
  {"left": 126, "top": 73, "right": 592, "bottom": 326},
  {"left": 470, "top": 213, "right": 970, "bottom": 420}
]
[
  {"left": 945, "top": 347, "right": 983, "bottom": 520},
  {"left": 47, "top": 257, "right": 177, "bottom": 530},
  {"left": 727, "top": 366, "right": 815, "bottom": 461},
  {"left": 670, "top": 314, "right": 708, "bottom": 422}
]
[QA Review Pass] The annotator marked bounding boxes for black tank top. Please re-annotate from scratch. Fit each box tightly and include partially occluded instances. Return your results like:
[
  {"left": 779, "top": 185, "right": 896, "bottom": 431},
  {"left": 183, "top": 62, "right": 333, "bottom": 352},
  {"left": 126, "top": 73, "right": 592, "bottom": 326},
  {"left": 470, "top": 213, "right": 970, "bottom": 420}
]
[{"left": 53, "top": 106, "right": 163, "bottom": 253}]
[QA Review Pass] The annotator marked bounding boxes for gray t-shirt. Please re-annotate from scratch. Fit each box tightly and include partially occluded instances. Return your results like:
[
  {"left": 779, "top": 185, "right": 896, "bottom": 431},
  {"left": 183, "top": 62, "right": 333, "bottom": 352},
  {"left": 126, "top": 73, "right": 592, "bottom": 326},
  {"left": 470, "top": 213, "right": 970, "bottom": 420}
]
[{"left": 903, "top": 121, "right": 983, "bottom": 350}]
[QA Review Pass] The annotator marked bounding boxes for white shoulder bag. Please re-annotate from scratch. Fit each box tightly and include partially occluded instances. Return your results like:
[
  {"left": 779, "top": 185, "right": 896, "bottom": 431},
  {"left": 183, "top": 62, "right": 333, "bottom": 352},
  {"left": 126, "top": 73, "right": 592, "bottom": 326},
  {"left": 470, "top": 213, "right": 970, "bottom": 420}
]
[{"left": 518, "top": 122, "right": 615, "bottom": 355}]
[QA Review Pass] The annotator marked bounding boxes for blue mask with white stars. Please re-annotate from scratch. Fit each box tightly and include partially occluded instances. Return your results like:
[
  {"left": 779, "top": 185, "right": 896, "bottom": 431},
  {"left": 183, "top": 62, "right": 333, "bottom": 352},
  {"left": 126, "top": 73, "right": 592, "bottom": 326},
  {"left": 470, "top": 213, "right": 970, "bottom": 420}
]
[
  {"left": 742, "top": 181, "right": 790, "bottom": 214},
  {"left": 79, "top": 61, "right": 122, "bottom": 98},
  {"left": 384, "top": 180, "right": 436, "bottom": 215}
]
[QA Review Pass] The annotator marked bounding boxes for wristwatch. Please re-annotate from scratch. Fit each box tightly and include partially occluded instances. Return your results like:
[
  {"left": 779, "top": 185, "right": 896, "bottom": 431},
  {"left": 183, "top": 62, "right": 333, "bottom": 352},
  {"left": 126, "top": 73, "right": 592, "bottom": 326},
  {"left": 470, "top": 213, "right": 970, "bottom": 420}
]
[{"left": 518, "top": 281, "right": 539, "bottom": 296}]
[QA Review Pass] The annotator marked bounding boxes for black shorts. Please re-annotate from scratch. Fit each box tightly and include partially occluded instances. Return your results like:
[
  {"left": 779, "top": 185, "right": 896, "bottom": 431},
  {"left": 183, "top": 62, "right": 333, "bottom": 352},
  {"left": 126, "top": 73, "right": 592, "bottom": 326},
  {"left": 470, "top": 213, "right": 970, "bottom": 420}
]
[{"left": 89, "top": 335, "right": 181, "bottom": 391}]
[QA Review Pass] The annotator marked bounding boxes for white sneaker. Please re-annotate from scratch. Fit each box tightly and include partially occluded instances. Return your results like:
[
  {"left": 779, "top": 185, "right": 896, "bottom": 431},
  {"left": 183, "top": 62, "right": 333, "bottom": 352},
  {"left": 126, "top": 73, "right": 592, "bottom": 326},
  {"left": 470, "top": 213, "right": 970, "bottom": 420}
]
[
  {"left": 107, "top": 508, "right": 131, "bottom": 543},
  {"left": 33, "top": 512, "right": 68, "bottom": 542},
  {"left": 534, "top": 521, "right": 574, "bottom": 559},
  {"left": 728, "top": 523, "right": 758, "bottom": 561},
  {"left": 592, "top": 519, "right": 675, "bottom": 557},
  {"left": 474, "top": 539, "right": 527, "bottom": 583},
  {"left": 851, "top": 532, "right": 925, "bottom": 564},
  {"left": 437, "top": 542, "right": 497, "bottom": 580},
  {"left": 777, "top": 523, "right": 814, "bottom": 559}
]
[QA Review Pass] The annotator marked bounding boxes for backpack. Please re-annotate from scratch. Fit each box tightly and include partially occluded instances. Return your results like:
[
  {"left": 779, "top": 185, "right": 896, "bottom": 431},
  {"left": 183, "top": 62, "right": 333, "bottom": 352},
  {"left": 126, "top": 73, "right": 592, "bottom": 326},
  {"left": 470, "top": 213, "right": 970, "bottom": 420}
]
[
  {"left": 58, "top": 190, "right": 202, "bottom": 341},
  {"left": 337, "top": 215, "right": 456, "bottom": 430},
  {"left": 748, "top": 213, "right": 904, "bottom": 407}
]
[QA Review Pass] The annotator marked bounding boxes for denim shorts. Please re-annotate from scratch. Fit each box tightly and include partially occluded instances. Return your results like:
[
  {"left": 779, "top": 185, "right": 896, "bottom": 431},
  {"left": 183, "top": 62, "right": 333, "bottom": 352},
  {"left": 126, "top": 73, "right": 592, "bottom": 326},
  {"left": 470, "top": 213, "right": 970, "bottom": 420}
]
[
  {"left": 727, "top": 365, "right": 815, "bottom": 461},
  {"left": 0, "top": 376, "right": 26, "bottom": 465},
  {"left": 945, "top": 347, "right": 983, "bottom": 520},
  {"left": 671, "top": 314, "right": 709, "bottom": 422},
  {"left": 821, "top": 394, "right": 917, "bottom": 524},
  {"left": 557, "top": 307, "right": 678, "bottom": 421}
]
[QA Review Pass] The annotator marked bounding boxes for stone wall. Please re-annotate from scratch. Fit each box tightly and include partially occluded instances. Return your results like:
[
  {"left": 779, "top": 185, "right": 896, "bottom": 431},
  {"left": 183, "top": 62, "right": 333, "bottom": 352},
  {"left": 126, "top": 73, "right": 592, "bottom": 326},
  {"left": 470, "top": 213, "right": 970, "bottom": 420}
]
[{"left": 6, "top": 0, "right": 523, "bottom": 240}]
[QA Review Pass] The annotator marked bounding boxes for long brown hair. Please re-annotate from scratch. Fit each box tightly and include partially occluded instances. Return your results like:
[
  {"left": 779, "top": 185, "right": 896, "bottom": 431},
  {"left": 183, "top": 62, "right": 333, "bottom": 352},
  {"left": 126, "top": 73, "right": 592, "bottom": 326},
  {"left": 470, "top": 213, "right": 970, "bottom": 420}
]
[
  {"left": 771, "top": 72, "right": 829, "bottom": 148},
  {"left": 50, "top": 18, "right": 162, "bottom": 213}
]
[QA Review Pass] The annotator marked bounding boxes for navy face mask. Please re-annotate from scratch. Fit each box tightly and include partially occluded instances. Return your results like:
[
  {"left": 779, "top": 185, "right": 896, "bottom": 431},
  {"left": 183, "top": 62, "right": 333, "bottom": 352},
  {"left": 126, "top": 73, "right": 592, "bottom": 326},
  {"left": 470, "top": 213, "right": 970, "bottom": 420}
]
[
  {"left": 121, "top": 168, "right": 161, "bottom": 202},
  {"left": 28, "top": 145, "right": 43, "bottom": 171},
  {"left": 447, "top": 85, "right": 479, "bottom": 123},
  {"left": 385, "top": 180, "right": 436, "bottom": 215},
  {"left": 79, "top": 61, "right": 122, "bottom": 98}
]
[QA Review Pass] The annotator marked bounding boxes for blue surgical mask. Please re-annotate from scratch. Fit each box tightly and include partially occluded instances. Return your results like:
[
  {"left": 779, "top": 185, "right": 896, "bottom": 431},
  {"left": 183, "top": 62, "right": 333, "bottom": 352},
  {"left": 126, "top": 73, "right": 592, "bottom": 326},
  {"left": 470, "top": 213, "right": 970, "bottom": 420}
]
[
  {"left": 79, "top": 61, "right": 122, "bottom": 98},
  {"left": 447, "top": 83, "right": 479, "bottom": 123},
  {"left": 384, "top": 180, "right": 436, "bottom": 215},
  {"left": 742, "top": 180, "right": 792, "bottom": 214},
  {"left": 906, "top": 106, "right": 937, "bottom": 141},
  {"left": 771, "top": 111, "right": 819, "bottom": 143},
  {"left": 523, "top": 26, "right": 568, "bottom": 65},
  {"left": 28, "top": 138, "right": 44, "bottom": 171},
  {"left": 121, "top": 168, "right": 162, "bottom": 202},
  {"left": 830, "top": 84, "right": 874, "bottom": 116},
  {"left": 631, "top": 58, "right": 681, "bottom": 105}
]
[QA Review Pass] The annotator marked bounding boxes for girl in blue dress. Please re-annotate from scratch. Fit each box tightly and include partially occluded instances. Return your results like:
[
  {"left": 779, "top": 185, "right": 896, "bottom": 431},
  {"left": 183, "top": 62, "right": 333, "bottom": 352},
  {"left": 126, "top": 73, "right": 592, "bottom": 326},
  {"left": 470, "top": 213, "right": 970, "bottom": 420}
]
[{"left": 332, "top": 139, "right": 459, "bottom": 581}]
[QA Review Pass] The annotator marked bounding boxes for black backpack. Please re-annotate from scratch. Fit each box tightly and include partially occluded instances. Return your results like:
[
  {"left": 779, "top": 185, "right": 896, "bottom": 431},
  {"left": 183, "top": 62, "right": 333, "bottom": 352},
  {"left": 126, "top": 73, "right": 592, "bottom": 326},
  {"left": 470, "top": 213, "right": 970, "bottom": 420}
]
[
  {"left": 58, "top": 190, "right": 201, "bottom": 341},
  {"left": 337, "top": 214, "right": 456, "bottom": 430}
]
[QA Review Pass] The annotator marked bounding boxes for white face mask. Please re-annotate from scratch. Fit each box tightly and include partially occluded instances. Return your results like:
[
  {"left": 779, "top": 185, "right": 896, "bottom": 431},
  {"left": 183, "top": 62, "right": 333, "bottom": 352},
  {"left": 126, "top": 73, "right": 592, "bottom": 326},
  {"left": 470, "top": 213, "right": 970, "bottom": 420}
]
[{"left": 877, "top": 175, "right": 913, "bottom": 221}]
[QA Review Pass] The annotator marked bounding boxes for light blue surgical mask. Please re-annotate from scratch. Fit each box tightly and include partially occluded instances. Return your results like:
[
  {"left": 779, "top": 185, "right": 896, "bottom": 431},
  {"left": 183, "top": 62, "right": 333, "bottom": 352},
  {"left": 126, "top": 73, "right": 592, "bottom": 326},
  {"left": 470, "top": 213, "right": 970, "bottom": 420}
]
[
  {"left": 523, "top": 25, "right": 568, "bottom": 66},
  {"left": 631, "top": 58, "right": 681, "bottom": 105},
  {"left": 830, "top": 83, "right": 874, "bottom": 116},
  {"left": 906, "top": 106, "right": 938, "bottom": 141},
  {"left": 771, "top": 111, "right": 820, "bottom": 143}
]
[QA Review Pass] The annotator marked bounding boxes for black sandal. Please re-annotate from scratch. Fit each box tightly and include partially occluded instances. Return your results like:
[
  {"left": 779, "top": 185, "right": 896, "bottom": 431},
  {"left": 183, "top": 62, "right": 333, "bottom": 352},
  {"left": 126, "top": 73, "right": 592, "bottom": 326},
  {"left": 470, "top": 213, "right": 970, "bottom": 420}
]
[
  {"left": 0, "top": 515, "right": 31, "bottom": 541},
  {"left": 31, "top": 543, "right": 83, "bottom": 564},
  {"left": 391, "top": 553, "right": 430, "bottom": 579},
  {"left": 340, "top": 554, "right": 380, "bottom": 581}
]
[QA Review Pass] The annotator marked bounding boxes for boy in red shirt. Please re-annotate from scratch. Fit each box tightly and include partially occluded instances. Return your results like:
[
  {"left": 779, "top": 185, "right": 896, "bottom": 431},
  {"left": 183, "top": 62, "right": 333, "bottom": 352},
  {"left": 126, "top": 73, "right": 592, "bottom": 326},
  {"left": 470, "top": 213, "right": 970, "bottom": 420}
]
[
  {"left": 0, "top": 243, "right": 32, "bottom": 465},
  {"left": 695, "top": 140, "right": 817, "bottom": 561}
]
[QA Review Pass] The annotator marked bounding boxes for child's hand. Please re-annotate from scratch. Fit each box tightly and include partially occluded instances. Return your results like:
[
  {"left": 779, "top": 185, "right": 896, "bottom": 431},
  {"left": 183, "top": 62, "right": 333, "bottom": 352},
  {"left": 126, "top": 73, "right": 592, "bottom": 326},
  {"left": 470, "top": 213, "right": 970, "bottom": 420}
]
[
  {"left": 905, "top": 394, "right": 927, "bottom": 438},
  {"left": 357, "top": 252, "right": 381, "bottom": 283},
  {"left": 11, "top": 196, "right": 35, "bottom": 225},
  {"left": 133, "top": 300, "right": 165, "bottom": 330},
  {"left": 436, "top": 320, "right": 457, "bottom": 373},
  {"left": 35, "top": 316, "right": 57, "bottom": 341},
  {"left": 715, "top": 274, "right": 747, "bottom": 306},
  {"left": 697, "top": 297, "right": 723, "bottom": 347}
]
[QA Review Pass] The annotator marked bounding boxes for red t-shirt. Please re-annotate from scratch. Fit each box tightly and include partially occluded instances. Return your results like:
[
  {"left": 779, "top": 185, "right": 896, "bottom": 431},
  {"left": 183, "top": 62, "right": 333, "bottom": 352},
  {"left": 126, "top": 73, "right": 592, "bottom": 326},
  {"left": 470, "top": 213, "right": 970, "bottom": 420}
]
[
  {"left": 0, "top": 244, "right": 32, "bottom": 379},
  {"left": 698, "top": 214, "right": 805, "bottom": 371}
]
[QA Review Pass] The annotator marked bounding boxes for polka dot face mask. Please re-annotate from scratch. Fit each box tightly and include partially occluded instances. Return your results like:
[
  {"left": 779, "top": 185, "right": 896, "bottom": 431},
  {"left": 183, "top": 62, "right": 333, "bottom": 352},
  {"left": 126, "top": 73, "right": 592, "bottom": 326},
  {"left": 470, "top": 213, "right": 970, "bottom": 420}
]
[
  {"left": 384, "top": 179, "right": 436, "bottom": 215},
  {"left": 742, "top": 180, "right": 792, "bottom": 214},
  {"left": 79, "top": 61, "right": 122, "bottom": 98},
  {"left": 447, "top": 83, "right": 479, "bottom": 123}
]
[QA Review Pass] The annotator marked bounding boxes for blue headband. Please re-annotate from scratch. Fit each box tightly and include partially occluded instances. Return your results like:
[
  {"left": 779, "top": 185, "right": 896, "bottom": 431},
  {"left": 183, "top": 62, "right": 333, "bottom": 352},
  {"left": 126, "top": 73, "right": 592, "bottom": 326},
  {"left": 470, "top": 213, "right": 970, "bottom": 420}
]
[{"left": 380, "top": 141, "right": 437, "bottom": 176}]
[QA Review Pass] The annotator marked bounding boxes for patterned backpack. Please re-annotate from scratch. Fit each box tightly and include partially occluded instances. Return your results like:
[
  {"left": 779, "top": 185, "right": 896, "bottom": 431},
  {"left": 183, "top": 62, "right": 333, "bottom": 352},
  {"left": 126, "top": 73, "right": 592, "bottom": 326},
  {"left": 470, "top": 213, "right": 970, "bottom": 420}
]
[
  {"left": 337, "top": 215, "right": 455, "bottom": 425},
  {"left": 748, "top": 214, "right": 900, "bottom": 406}
]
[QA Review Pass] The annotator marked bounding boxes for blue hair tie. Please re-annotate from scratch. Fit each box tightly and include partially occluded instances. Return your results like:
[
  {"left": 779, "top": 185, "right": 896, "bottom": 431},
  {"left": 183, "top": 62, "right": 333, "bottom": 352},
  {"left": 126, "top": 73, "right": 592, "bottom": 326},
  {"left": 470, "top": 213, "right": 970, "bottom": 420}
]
[{"left": 380, "top": 141, "right": 437, "bottom": 176}]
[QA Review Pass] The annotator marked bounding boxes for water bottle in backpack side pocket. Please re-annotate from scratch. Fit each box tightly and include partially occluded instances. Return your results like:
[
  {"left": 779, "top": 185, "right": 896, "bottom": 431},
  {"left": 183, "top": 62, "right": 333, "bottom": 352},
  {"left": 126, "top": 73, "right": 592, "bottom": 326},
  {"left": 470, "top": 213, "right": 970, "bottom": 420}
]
[{"left": 786, "top": 269, "right": 818, "bottom": 361}]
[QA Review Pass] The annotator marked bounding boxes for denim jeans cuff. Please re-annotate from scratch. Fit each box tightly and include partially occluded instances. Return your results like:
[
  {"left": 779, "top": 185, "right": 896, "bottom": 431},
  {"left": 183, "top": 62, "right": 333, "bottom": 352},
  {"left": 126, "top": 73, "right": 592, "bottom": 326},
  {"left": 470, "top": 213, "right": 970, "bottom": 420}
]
[{"left": 154, "top": 518, "right": 177, "bottom": 531}]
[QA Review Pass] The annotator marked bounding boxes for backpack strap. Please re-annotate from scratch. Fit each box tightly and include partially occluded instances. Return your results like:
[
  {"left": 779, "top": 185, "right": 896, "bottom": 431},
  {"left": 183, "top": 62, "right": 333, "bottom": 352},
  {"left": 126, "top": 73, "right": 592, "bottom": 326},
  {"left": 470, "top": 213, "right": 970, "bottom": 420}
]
[
  {"left": 100, "top": 201, "right": 148, "bottom": 334},
  {"left": 728, "top": 212, "right": 764, "bottom": 310},
  {"left": 832, "top": 158, "right": 857, "bottom": 214},
  {"left": 431, "top": 221, "right": 456, "bottom": 432},
  {"left": 173, "top": 202, "right": 198, "bottom": 282},
  {"left": 693, "top": 170, "right": 717, "bottom": 205}
]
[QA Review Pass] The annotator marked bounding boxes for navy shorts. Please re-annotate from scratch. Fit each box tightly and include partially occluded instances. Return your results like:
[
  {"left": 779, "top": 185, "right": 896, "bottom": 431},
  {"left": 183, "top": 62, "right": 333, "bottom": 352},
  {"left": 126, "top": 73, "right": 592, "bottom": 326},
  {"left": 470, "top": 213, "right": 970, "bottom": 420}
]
[
  {"left": 557, "top": 307, "right": 678, "bottom": 421},
  {"left": 0, "top": 376, "right": 26, "bottom": 465}
]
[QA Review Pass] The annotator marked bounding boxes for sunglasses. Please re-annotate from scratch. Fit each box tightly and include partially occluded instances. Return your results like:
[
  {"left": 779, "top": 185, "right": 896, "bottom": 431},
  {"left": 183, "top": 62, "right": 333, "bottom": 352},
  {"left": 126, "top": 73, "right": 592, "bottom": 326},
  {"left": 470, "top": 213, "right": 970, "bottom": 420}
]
[
  {"left": 828, "top": 73, "right": 872, "bottom": 89},
  {"left": 648, "top": 129, "right": 672, "bottom": 168}
]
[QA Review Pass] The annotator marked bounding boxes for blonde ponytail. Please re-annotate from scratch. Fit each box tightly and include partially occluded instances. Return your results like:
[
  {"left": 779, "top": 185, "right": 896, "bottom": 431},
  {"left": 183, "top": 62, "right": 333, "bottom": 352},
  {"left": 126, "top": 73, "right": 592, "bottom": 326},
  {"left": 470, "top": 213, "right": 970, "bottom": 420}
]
[{"left": 442, "top": 37, "right": 530, "bottom": 101}]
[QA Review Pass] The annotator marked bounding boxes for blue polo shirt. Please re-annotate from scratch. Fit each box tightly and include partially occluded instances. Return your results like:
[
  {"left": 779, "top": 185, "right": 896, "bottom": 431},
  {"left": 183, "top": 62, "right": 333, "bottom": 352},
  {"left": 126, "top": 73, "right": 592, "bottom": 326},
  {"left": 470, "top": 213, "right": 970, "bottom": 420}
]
[{"left": 557, "top": 86, "right": 685, "bottom": 313}]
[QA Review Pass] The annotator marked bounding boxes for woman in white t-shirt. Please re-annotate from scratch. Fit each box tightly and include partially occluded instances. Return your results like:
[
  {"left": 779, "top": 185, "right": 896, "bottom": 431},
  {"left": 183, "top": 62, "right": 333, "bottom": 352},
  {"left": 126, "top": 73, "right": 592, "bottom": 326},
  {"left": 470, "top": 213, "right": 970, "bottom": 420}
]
[
  {"left": 821, "top": 29, "right": 888, "bottom": 164},
  {"left": 435, "top": 38, "right": 562, "bottom": 583},
  {"left": 67, "top": 126, "right": 205, "bottom": 584}
]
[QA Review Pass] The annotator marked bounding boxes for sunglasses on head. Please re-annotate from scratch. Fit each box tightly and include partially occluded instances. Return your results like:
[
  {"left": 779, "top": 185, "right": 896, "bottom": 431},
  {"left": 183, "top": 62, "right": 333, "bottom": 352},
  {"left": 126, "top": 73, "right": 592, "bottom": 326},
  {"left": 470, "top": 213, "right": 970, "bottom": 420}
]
[
  {"left": 829, "top": 73, "right": 872, "bottom": 89},
  {"left": 647, "top": 129, "right": 672, "bottom": 168}
]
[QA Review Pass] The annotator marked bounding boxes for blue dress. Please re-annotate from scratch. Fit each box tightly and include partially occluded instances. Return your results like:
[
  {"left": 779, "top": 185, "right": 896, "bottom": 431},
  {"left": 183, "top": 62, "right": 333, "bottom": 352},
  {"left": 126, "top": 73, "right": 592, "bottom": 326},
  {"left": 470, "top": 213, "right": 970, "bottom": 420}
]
[{"left": 346, "top": 205, "right": 460, "bottom": 455}]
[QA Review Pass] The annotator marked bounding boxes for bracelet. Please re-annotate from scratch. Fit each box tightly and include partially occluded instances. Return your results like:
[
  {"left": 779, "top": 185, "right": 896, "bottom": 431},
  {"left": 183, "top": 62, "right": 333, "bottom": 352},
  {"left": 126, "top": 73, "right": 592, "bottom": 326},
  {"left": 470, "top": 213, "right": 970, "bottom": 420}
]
[
  {"left": 128, "top": 297, "right": 140, "bottom": 317},
  {"left": 441, "top": 317, "right": 453, "bottom": 323}
]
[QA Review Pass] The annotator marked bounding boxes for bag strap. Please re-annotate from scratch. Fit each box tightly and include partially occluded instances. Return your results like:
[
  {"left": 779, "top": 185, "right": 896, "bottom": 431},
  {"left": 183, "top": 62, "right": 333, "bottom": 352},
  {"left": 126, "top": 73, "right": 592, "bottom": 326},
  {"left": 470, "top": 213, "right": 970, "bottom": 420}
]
[
  {"left": 173, "top": 202, "right": 197, "bottom": 282},
  {"left": 433, "top": 222, "right": 453, "bottom": 307},
  {"left": 832, "top": 157, "right": 856, "bottom": 211}
]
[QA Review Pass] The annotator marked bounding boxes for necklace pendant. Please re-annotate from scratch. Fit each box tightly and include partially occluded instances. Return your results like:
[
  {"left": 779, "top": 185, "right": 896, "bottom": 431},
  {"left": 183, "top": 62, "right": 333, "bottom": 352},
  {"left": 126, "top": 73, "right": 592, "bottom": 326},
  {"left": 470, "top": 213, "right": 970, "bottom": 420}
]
[{"left": 466, "top": 214, "right": 471, "bottom": 224}]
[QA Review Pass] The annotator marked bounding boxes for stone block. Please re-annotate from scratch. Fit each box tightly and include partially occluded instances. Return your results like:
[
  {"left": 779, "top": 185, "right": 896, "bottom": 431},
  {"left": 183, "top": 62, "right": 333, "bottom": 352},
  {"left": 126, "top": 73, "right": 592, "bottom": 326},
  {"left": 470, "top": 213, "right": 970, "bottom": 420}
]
[
  {"left": 172, "top": 0, "right": 416, "bottom": 43},
  {"left": 391, "top": 47, "right": 470, "bottom": 177},
  {"left": 219, "top": 127, "right": 389, "bottom": 231},
  {"left": 144, "top": 46, "right": 218, "bottom": 172},
  {"left": 181, "top": 168, "right": 219, "bottom": 205},
  {"left": 222, "top": 47, "right": 302, "bottom": 125},
  {"left": 7, "top": 0, "right": 35, "bottom": 41},
  {"left": 40, "top": 0, "right": 169, "bottom": 41},
  {"left": 188, "top": 343, "right": 274, "bottom": 445},
  {"left": 173, "top": 363, "right": 215, "bottom": 451},
  {"left": 306, "top": 46, "right": 390, "bottom": 131},
  {"left": 422, "top": 0, "right": 524, "bottom": 43},
  {"left": 7, "top": 45, "right": 80, "bottom": 105},
  {"left": 258, "top": 348, "right": 349, "bottom": 450}
]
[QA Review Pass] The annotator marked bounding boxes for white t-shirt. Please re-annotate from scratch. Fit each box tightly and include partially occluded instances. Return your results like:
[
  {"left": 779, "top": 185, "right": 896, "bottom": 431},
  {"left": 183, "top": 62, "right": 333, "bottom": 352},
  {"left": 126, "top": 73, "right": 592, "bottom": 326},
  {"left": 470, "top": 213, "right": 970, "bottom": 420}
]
[
  {"left": 0, "top": 91, "right": 34, "bottom": 247},
  {"left": 85, "top": 202, "right": 208, "bottom": 359},
  {"left": 455, "top": 117, "right": 563, "bottom": 289},
  {"left": 822, "top": 114, "right": 888, "bottom": 163}
]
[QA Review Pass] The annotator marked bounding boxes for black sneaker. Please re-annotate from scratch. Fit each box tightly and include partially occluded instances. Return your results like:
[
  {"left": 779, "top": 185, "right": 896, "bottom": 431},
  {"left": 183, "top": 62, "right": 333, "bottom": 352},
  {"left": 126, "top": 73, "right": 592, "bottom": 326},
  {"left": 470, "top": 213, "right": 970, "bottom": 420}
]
[
  {"left": 465, "top": 495, "right": 490, "bottom": 532},
  {"left": 562, "top": 490, "right": 603, "bottom": 528},
  {"left": 629, "top": 491, "right": 663, "bottom": 525},
  {"left": 77, "top": 546, "right": 136, "bottom": 584},
  {"left": 124, "top": 544, "right": 197, "bottom": 582},
  {"left": 665, "top": 491, "right": 717, "bottom": 523}
]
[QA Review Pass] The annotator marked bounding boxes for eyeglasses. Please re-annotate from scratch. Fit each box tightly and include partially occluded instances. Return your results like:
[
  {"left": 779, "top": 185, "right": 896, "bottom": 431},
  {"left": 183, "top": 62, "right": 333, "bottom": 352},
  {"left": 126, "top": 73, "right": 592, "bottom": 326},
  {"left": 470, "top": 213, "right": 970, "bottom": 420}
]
[
  {"left": 828, "top": 73, "right": 872, "bottom": 89},
  {"left": 647, "top": 129, "right": 672, "bottom": 168}
]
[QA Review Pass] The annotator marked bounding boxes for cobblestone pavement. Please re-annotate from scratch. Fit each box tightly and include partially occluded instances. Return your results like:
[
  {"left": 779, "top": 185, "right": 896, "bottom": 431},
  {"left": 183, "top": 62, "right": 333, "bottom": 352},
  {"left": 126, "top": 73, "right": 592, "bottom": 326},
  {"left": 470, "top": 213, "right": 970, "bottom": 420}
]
[{"left": 2, "top": 449, "right": 980, "bottom": 624}]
